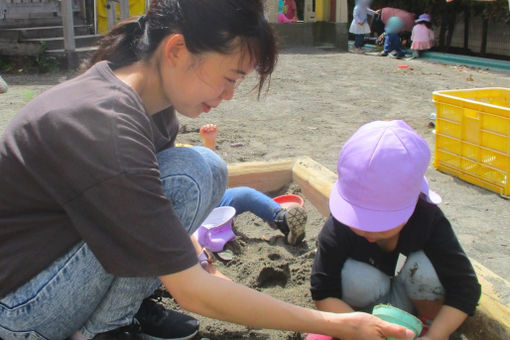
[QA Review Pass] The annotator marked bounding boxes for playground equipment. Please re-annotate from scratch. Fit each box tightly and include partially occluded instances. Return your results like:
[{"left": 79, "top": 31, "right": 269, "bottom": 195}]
[{"left": 96, "top": 0, "right": 146, "bottom": 34}]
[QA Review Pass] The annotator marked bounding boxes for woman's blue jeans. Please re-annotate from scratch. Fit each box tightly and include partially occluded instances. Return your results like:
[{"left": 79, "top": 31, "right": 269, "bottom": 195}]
[
  {"left": 220, "top": 186, "right": 281, "bottom": 223},
  {"left": 0, "top": 146, "right": 227, "bottom": 340}
]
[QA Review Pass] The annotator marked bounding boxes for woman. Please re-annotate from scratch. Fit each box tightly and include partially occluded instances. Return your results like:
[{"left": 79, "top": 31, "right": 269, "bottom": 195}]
[{"left": 0, "top": 0, "right": 414, "bottom": 339}]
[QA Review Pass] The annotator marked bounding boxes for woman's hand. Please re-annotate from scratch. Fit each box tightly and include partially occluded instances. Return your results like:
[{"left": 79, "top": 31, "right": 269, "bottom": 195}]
[{"left": 336, "top": 312, "right": 415, "bottom": 340}]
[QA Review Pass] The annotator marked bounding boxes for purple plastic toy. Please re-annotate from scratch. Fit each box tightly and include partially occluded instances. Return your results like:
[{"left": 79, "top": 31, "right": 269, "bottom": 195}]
[{"left": 193, "top": 206, "right": 236, "bottom": 252}]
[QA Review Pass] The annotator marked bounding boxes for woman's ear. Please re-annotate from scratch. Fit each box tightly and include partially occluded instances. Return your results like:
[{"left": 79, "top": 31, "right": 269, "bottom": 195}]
[{"left": 162, "top": 34, "right": 189, "bottom": 68}]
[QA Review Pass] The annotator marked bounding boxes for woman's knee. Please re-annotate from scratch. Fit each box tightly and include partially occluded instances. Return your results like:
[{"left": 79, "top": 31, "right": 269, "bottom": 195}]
[
  {"left": 158, "top": 147, "right": 227, "bottom": 200},
  {"left": 398, "top": 251, "right": 444, "bottom": 301},
  {"left": 158, "top": 147, "right": 228, "bottom": 232},
  {"left": 191, "top": 146, "right": 227, "bottom": 187},
  {"left": 341, "top": 259, "right": 391, "bottom": 309}
]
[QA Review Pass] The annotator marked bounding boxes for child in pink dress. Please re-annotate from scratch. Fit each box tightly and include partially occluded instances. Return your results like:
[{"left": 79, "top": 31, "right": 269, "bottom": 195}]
[{"left": 411, "top": 14, "right": 435, "bottom": 58}]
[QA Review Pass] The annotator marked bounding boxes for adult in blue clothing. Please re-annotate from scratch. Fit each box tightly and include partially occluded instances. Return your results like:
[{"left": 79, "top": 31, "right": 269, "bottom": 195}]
[{"left": 380, "top": 16, "right": 405, "bottom": 58}]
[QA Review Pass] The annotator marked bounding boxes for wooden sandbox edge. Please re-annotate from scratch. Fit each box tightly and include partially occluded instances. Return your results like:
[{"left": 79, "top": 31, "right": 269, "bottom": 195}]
[{"left": 227, "top": 159, "right": 295, "bottom": 193}]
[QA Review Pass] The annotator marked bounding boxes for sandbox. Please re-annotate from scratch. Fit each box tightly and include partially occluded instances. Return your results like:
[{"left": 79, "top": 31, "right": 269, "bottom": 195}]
[{"left": 160, "top": 158, "right": 510, "bottom": 339}]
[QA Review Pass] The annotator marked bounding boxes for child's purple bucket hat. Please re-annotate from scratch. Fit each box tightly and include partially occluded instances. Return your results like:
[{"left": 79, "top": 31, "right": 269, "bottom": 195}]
[
  {"left": 329, "top": 120, "right": 441, "bottom": 232},
  {"left": 193, "top": 206, "right": 236, "bottom": 252},
  {"left": 415, "top": 13, "right": 431, "bottom": 23}
]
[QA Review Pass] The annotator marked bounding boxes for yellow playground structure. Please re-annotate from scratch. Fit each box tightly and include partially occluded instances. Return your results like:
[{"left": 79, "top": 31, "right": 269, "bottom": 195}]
[{"left": 96, "top": 0, "right": 146, "bottom": 34}]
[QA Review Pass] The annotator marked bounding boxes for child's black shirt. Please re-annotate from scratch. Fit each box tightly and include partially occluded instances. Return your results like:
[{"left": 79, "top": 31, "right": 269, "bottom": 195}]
[{"left": 310, "top": 197, "right": 481, "bottom": 316}]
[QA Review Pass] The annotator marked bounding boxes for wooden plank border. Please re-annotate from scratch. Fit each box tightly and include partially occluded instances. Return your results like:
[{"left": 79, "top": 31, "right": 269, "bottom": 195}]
[{"left": 227, "top": 159, "right": 294, "bottom": 194}]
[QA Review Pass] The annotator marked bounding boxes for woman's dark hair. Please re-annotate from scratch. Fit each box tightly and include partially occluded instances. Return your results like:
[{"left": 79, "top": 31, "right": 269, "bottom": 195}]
[{"left": 83, "top": 0, "right": 278, "bottom": 95}]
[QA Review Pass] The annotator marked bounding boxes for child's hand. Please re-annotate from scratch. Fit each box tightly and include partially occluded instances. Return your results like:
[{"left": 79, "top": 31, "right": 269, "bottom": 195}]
[{"left": 200, "top": 124, "right": 218, "bottom": 150}]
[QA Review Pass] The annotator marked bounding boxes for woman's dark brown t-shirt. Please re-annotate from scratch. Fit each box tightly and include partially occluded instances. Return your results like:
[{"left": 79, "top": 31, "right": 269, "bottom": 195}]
[{"left": 0, "top": 61, "right": 197, "bottom": 298}]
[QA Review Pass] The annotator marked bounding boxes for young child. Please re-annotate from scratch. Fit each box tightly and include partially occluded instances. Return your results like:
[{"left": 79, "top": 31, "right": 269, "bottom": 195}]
[
  {"left": 411, "top": 14, "right": 435, "bottom": 59},
  {"left": 284, "top": 0, "right": 298, "bottom": 22},
  {"left": 278, "top": 0, "right": 294, "bottom": 23},
  {"left": 308, "top": 120, "right": 481, "bottom": 340},
  {"left": 349, "top": 0, "right": 377, "bottom": 53},
  {"left": 200, "top": 124, "right": 306, "bottom": 246},
  {"left": 380, "top": 16, "right": 405, "bottom": 58}
]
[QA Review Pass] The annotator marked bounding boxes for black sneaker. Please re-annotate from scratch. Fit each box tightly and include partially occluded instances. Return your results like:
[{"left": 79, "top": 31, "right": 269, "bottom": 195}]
[
  {"left": 93, "top": 299, "right": 199, "bottom": 340},
  {"left": 92, "top": 323, "right": 143, "bottom": 340},
  {"left": 273, "top": 206, "right": 307, "bottom": 245}
]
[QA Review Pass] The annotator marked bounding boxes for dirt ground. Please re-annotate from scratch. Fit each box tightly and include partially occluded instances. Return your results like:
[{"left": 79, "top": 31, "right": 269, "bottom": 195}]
[{"left": 1, "top": 47, "right": 509, "bottom": 339}]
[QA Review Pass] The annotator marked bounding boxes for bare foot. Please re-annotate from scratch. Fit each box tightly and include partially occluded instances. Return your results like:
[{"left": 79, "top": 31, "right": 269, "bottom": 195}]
[{"left": 200, "top": 124, "right": 217, "bottom": 150}]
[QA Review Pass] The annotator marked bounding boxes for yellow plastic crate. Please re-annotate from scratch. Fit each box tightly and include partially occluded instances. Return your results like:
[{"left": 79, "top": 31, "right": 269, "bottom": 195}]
[{"left": 433, "top": 87, "right": 510, "bottom": 197}]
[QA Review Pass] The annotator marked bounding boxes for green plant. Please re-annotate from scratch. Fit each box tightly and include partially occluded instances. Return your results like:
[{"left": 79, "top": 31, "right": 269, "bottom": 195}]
[
  {"left": 22, "top": 89, "right": 35, "bottom": 101},
  {"left": 34, "top": 54, "right": 60, "bottom": 73}
]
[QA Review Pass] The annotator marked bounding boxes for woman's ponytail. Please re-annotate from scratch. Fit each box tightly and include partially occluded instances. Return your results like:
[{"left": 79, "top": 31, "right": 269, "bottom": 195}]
[{"left": 81, "top": 16, "right": 148, "bottom": 70}]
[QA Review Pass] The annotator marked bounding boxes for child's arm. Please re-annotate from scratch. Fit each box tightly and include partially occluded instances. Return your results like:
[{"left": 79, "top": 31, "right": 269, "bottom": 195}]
[
  {"left": 422, "top": 207, "right": 481, "bottom": 338},
  {"left": 418, "top": 305, "right": 467, "bottom": 340},
  {"left": 315, "top": 297, "right": 355, "bottom": 314},
  {"left": 311, "top": 217, "right": 355, "bottom": 313}
]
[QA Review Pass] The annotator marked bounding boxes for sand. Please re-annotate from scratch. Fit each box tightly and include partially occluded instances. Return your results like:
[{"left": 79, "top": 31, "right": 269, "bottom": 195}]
[{"left": 1, "top": 47, "right": 509, "bottom": 339}]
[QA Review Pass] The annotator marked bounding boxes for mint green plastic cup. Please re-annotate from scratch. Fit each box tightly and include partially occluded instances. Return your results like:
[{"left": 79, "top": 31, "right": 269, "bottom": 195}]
[{"left": 372, "top": 304, "right": 422, "bottom": 340}]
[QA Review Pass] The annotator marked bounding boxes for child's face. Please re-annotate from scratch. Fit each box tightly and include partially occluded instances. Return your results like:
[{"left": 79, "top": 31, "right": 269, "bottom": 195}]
[{"left": 349, "top": 222, "right": 406, "bottom": 243}]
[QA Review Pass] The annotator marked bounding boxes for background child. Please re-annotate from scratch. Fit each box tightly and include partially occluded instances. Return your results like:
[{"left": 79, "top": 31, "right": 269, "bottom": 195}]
[
  {"left": 308, "top": 120, "right": 481, "bottom": 340},
  {"left": 349, "top": 0, "right": 377, "bottom": 52},
  {"left": 380, "top": 16, "right": 405, "bottom": 58},
  {"left": 411, "top": 14, "right": 435, "bottom": 58},
  {"left": 200, "top": 124, "right": 306, "bottom": 246},
  {"left": 284, "top": 0, "right": 298, "bottom": 22},
  {"left": 278, "top": 0, "right": 294, "bottom": 23}
]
